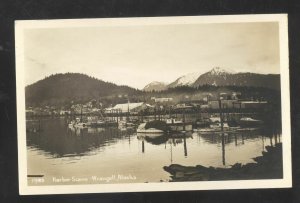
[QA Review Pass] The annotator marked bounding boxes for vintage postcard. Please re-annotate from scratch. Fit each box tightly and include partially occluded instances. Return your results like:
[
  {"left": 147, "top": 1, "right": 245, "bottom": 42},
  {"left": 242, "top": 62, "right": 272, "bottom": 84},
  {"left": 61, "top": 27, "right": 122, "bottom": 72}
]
[{"left": 15, "top": 14, "right": 291, "bottom": 195}]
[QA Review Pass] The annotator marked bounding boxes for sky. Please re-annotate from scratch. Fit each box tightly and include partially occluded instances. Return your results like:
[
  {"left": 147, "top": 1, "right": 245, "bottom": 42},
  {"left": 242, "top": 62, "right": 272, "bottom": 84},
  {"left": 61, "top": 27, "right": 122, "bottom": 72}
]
[{"left": 24, "top": 22, "right": 280, "bottom": 89}]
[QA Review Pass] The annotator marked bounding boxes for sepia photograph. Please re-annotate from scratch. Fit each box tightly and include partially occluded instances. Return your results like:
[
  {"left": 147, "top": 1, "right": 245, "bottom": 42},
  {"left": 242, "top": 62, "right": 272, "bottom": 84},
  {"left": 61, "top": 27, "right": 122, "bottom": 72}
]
[{"left": 15, "top": 14, "right": 291, "bottom": 194}]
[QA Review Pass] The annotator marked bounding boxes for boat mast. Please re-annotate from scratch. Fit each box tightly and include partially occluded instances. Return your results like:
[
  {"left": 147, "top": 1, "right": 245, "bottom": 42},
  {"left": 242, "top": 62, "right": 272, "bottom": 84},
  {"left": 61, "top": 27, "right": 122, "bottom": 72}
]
[
  {"left": 127, "top": 96, "right": 130, "bottom": 122},
  {"left": 80, "top": 105, "right": 83, "bottom": 122}
]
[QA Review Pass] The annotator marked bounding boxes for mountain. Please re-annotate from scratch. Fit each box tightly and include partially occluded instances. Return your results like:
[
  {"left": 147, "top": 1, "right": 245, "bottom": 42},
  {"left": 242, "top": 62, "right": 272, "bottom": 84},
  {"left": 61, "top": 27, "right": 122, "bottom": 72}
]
[
  {"left": 168, "top": 72, "right": 202, "bottom": 88},
  {"left": 192, "top": 67, "right": 280, "bottom": 90},
  {"left": 25, "top": 73, "right": 140, "bottom": 106},
  {"left": 143, "top": 81, "right": 167, "bottom": 92}
]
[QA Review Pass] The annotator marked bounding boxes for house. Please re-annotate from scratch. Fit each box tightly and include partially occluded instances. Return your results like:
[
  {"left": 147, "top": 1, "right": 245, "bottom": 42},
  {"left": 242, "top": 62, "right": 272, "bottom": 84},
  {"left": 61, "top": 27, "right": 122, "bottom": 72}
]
[
  {"left": 71, "top": 104, "right": 92, "bottom": 114},
  {"left": 104, "top": 107, "right": 114, "bottom": 114},
  {"left": 152, "top": 97, "right": 173, "bottom": 103},
  {"left": 232, "top": 92, "right": 241, "bottom": 100},
  {"left": 208, "top": 100, "right": 238, "bottom": 109},
  {"left": 60, "top": 110, "right": 71, "bottom": 115}
]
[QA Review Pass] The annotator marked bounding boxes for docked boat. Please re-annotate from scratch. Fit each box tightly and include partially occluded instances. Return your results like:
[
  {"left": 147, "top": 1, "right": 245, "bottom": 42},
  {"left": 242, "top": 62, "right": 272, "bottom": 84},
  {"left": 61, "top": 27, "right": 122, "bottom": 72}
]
[
  {"left": 227, "top": 119, "right": 239, "bottom": 127},
  {"left": 73, "top": 122, "right": 88, "bottom": 128},
  {"left": 193, "top": 118, "right": 210, "bottom": 128},
  {"left": 209, "top": 122, "right": 229, "bottom": 128},
  {"left": 69, "top": 116, "right": 118, "bottom": 128},
  {"left": 239, "top": 117, "right": 263, "bottom": 128},
  {"left": 209, "top": 116, "right": 221, "bottom": 123},
  {"left": 87, "top": 116, "right": 118, "bottom": 127},
  {"left": 166, "top": 118, "right": 183, "bottom": 124},
  {"left": 98, "top": 120, "right": 118, "bottom": 127},
  {"left": 166, "top": 118, "right": 193, "bottom": 132},
  {"left": 118, "top": 120, "right": 135, "bottom": 128},
  {"left": 68, "top": 118, "right": 88, "bottom": 128},
  {"left": 136, "top": 123, "right": 164, "bottom": 134}
]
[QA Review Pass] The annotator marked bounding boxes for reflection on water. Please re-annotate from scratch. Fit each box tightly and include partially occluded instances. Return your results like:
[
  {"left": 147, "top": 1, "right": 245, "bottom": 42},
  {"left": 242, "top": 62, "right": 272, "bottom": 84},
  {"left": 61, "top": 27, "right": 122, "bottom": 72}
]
[
  {"left": 26, "top": 118, "right": 282, "bottom": 185},
  {"left": 27, "top": 119, "right": 135, "bottom": 158}
]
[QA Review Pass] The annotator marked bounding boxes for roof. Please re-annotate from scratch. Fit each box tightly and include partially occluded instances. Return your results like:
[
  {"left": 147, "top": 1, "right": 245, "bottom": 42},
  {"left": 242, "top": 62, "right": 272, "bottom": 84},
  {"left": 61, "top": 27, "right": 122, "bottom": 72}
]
[{"left": 112, "top": 102, "right": 144, "bottom": 112}]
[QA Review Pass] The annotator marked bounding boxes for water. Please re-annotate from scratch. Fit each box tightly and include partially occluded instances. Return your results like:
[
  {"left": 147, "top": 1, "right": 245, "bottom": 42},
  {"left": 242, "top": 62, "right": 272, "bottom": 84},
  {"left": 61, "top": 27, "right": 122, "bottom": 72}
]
[{"left": 26, "top": 117, "right": 281, "bottom": 185}]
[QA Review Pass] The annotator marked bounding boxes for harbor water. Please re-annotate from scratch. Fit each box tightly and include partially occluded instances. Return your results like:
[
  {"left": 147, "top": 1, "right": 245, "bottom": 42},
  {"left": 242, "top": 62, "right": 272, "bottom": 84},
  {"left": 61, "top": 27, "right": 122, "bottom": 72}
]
[{"left": 26, "top": 117, "right": 281, "bottom": 185}]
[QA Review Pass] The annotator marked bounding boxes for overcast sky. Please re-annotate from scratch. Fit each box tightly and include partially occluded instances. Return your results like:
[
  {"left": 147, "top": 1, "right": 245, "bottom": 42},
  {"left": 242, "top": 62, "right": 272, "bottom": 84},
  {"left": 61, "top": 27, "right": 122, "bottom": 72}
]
[{"left": 24, "top": 22, "right": 280, "bottom": 89}]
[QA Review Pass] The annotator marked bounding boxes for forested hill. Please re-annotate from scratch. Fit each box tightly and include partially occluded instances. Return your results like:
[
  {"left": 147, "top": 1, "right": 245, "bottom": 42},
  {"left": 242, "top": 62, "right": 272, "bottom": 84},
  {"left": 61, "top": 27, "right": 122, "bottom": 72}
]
[
  {"left": 25, "top": 73, "right": 140, "bottom": 106},
  {"left": 193, "top": 70, "right": 280, "bottom": 90}
]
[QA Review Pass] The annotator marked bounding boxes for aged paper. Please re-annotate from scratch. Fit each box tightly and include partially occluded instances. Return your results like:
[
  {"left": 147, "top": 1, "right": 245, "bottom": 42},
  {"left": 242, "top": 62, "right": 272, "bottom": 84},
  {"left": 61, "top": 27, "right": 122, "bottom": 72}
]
[{"left": 15, "top": 14, "right": 291, "bottom": 195}]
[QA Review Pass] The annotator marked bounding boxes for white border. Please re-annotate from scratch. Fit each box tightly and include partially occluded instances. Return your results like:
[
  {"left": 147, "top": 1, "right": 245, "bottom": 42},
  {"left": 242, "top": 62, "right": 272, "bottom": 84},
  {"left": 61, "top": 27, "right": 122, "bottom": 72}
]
[{"left": 15, "top": 14, "right": 291, "bottom": 195}]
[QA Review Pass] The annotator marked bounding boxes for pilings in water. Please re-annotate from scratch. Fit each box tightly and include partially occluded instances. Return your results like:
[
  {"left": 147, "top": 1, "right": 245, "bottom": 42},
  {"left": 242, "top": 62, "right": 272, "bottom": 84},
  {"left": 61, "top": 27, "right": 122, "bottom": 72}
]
[
  {"left": 221, "top": 132, "right": 226, "bottom": 166},
  {"left": 182, "top": 108, "right": 186, "bottom": 131},
  {"left": 218, "top": 99, "right": 224, "bottom": 131},
  {"left": 218, "top": 98, "right": 226, "bottom": 166},
  {"left": 183, "top": 135, "right": 187, "bottom": 157}
]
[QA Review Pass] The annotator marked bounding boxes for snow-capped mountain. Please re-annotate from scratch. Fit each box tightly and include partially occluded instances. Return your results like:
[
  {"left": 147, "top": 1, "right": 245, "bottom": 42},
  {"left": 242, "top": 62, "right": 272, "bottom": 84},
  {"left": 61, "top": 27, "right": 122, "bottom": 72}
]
[
  {"left": 192, "top": 67, "right": 280, "bottom": 90},
  {"left": 168, "top": 72, "right": 202, "bottom": 88},
  {"left": 143, "top": 67, "right": 280, "bottom": 92},
  {"left": 143, "top": 81, "right": 167, "bottom": 92},
  {"left": 209, "top": 67, "right": 235, "bottom": 75}
]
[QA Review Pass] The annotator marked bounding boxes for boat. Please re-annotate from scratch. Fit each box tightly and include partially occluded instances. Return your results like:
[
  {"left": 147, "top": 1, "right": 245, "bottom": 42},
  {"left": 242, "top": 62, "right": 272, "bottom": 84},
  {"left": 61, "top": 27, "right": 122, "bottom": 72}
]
[
  {"left": 227, "top": 119, "right": 239, "bottom": 127},
  {"left": 209, "top": 116, "right": 221, "bottom": 123},
  {"left": 166, "top": 118, "right": 183, "bottom": 124},
  {"left": 73, "top": 122, "right": 88, "bottom": 128},
  {"left": 238, "top": 117, "right": 263, "bottom": 128},
  {"left": 68, "top": 116, "right": 118, "bottom": 128},
  {"left": 166, "top": 118, "right": 193, "bottom": 132},
  {"left": 118, "top": 120, "right": 135, "bottom": 128},
  {"left": 136, "top": 123, "right": 164, "bottom": 134},
  {"left": 193, "top": 121, "right": 239, "bottom": 134},
  {"left": 68, "top": 118, "right": 88, "bottom": 128},
  {"left": 99, "top": 120, "right": 118, "bottom": 127},
  {"left": 193, "top": 118, "right": 210, "bottom": 128},
  {"left": 209, "top": 122, "right": 229, "bottom": 128}
]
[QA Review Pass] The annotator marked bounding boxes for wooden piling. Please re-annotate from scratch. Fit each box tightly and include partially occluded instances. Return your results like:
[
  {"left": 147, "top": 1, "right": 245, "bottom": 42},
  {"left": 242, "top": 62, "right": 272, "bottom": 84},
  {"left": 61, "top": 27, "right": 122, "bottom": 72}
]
[
  {"left": 183, "top": 135, "right": 187, "bottom": 157},
  {"left": 221, "top": 133, "right": 225, "bottom": 166},
  {"left": 218, "top": 99, "right": 224, "bottom": 131},
  {"left": 182, "top": 108, "right": 186, "bottom": 131}
]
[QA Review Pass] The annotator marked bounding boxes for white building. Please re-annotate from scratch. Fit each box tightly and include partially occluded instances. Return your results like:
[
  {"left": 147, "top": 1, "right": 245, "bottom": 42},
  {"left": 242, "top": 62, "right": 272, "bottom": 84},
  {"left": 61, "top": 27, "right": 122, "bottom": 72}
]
[
  {"left": 106, "top": 102, "right": 154, "bottom": 114},
  {"left": 153, "top": 97, "right": 173, "bottom": 103}
]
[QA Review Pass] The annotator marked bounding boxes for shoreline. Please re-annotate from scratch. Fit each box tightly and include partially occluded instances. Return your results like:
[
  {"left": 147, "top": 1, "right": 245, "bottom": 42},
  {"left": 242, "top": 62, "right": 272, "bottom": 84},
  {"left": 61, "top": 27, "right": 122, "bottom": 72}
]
[{"left": 164, "top": 143, "right": 283, "bottom": 181}]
